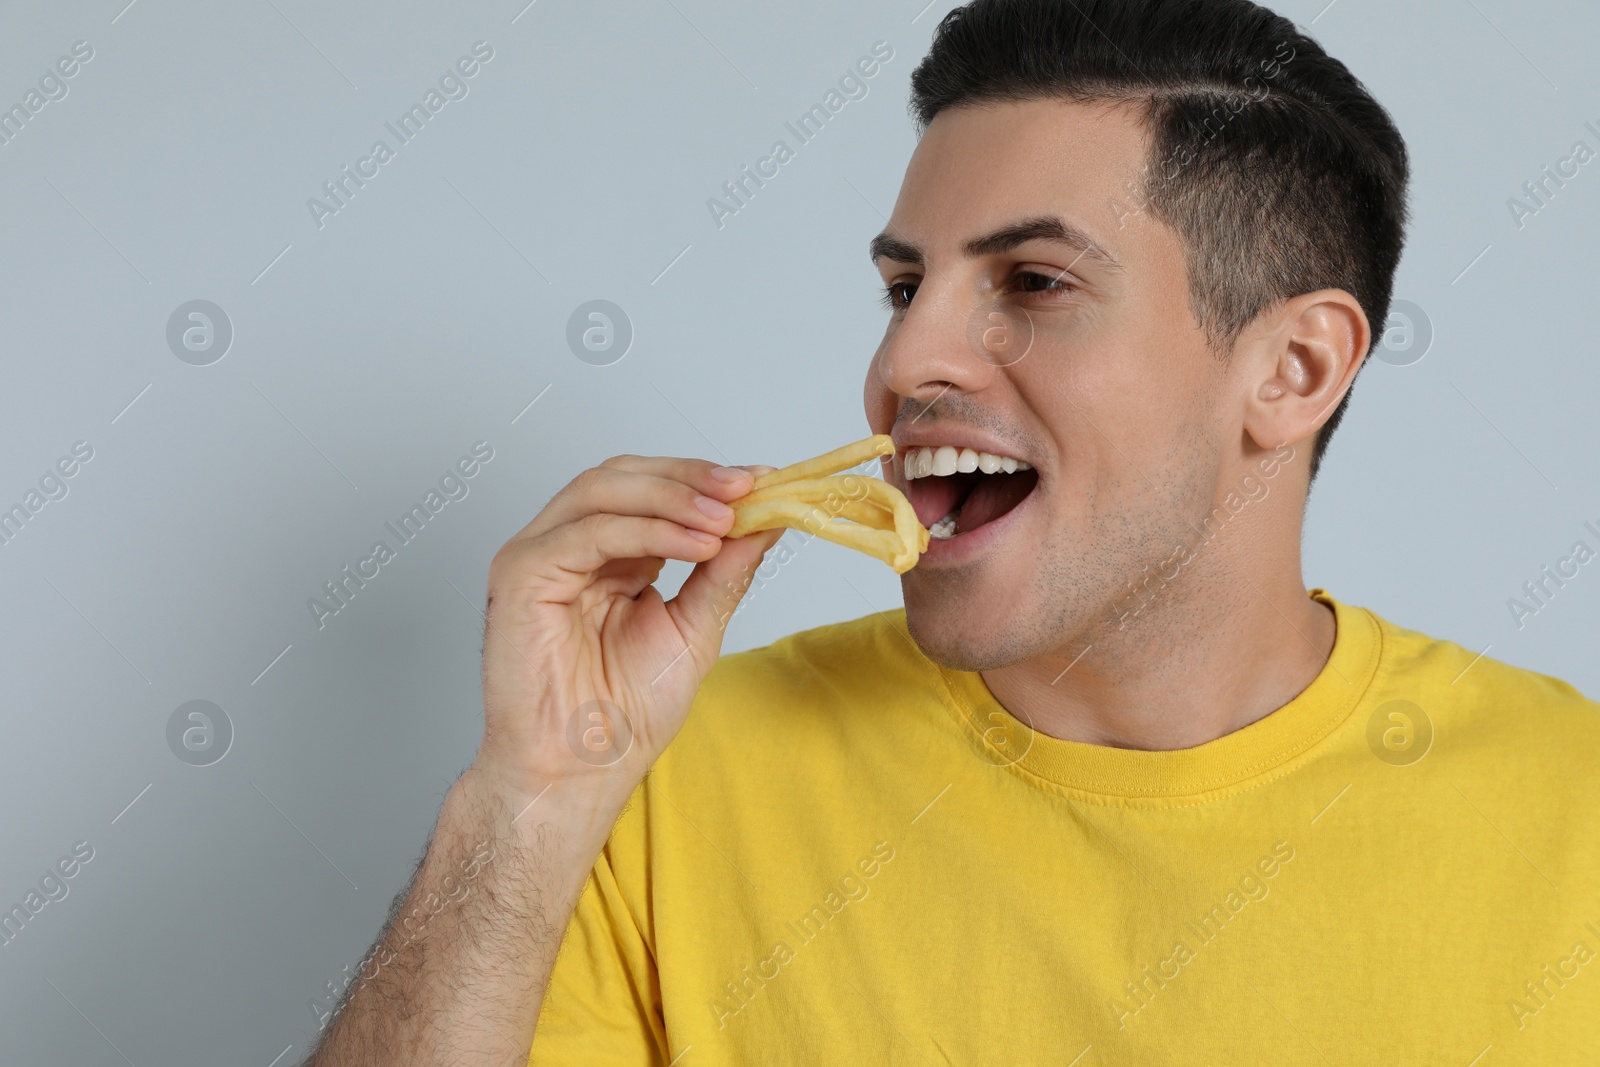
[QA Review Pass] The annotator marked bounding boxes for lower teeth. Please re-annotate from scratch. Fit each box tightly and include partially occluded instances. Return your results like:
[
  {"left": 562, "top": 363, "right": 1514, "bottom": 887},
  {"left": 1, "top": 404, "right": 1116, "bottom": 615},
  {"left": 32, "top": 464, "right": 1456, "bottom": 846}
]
[{"left": 929, "top": 511, "right": 959, "bottom": 540}]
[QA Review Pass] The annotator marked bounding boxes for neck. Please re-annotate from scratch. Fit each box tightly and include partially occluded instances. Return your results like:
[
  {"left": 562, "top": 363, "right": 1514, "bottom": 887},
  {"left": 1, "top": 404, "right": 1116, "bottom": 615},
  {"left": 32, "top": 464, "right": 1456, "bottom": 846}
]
[{"left": 981, "top": 537, "right": 1335, "bottom": 753}]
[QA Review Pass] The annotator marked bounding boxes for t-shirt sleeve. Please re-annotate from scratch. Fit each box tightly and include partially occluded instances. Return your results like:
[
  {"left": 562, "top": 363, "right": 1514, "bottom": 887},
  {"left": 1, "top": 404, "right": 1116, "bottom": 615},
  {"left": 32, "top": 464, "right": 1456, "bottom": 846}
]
[{"left": 527, "top": 800, "right": 664, "bottom": 1066}]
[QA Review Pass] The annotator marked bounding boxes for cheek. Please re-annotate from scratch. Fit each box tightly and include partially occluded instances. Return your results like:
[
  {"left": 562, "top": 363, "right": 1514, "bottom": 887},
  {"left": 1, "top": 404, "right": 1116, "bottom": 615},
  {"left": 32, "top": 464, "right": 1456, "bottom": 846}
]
[
  {"left": 863, "top": 337, "right": 896, "bottom": 422},
  {"left": 1020, "top": 330, "right": 1148, "bottom": 445},
  {"left": 1024, "top": 332, "right": 1213, "bottom": 515},
  {"left": 1092, "top": 323, "right": 1216, "bottom": 447}
]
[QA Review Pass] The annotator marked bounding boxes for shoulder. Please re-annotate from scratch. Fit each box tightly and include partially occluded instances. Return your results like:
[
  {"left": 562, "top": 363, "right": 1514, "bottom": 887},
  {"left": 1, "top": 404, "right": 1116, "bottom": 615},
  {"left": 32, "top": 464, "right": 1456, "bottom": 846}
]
[
  {"left": 655, "top": 608, "right": 944, "bottom": 781},
  {"left": 1366, "top": 606, "right": 1600, "bottom": 759},
  {"left": 696, "top": 608, "right": 930, "bottom": 711}
]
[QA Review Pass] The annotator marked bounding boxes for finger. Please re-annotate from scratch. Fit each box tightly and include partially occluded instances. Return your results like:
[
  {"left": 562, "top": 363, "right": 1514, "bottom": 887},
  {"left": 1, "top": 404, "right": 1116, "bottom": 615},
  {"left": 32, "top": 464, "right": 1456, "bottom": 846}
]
[
  {"left": 501, "top": 513, "right": 727, "bottom": 607},
  {"left": 516, "top": 466, "right": 751, "bottom": 542},
  {"left": 595, "top": 455, "right": 760, "bottom": 501},
  {"left": 596, "top": 456, "right": 775, "bottom": 500},
  {"left": 667, "top": 526, "right": 785, "bottom": 652},
  {"left": 592, "top": 556, "right": 667, "bottom": 601}
]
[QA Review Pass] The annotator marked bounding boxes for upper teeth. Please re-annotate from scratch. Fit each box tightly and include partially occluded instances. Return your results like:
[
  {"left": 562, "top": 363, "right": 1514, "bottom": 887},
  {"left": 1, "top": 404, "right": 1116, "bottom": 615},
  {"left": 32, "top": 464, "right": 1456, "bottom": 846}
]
[{"left": 901, "top": 445, "right": 1032, "bottom": 480}]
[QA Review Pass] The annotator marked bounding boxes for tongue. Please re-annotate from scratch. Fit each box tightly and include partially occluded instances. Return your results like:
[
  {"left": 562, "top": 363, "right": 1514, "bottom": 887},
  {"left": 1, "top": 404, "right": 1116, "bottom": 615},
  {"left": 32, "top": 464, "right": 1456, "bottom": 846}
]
[
  {"left": 957, "top": 470, "right": 1037, "bottom": 533},
  {"left": 909, "top": 472, "right": 973, "bottom": 528}
]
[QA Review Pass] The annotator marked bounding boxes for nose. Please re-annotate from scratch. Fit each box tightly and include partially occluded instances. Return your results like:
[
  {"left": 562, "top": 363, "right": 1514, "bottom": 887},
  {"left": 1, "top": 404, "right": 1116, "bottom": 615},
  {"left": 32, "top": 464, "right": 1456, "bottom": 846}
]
[{"left": 868, "top": 277, "right": 1002, "bottom": 409}]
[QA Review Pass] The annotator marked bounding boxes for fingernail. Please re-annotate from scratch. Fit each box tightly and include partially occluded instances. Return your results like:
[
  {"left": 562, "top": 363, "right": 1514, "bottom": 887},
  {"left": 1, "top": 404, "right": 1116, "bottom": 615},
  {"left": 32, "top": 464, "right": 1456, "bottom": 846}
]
[
  {"left": 694, "top": 494, "right": 733, "bottom": 519},
  {"left": 687, "top": 529, "right": 719, "bottom": 544},
  {"left": 711, "top": 466, "right": 751, "bottom": 483}
]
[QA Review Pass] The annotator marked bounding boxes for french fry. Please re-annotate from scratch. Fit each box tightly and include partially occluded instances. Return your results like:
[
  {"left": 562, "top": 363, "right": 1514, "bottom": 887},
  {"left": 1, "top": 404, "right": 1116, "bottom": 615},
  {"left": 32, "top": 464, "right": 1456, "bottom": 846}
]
[
  {"left": 729, "top": 435, "right": 927, "bottom": 573},
  {"left": 727, "top": 500, "right": 907, "bottom": 566},
  {"left": 826, "top": 498, "right": 893, "bottom": 530},
  {"left": 808, "top": 520, "right": 910, "bottom": 571},
  {"left": 759, "top": 497, "right": 919, "bottom": 573},
  {"left": 751, "top": 434, "right": 895, "bottom": 490},
  {"left": 726, "top": 498, "right": 832, "bottom": 540},
  {"left": 730, "top": 478, "right": 889, "bottom": 538},
  {"left": 734, "top": 476, "right": 898, "bottom": 517}
]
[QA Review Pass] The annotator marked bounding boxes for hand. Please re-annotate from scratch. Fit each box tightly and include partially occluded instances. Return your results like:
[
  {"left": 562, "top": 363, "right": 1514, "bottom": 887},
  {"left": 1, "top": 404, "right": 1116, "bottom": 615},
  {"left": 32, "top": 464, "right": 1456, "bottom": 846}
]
[{"left": 472, "top": 455, "right": 782, "bottom": 808}]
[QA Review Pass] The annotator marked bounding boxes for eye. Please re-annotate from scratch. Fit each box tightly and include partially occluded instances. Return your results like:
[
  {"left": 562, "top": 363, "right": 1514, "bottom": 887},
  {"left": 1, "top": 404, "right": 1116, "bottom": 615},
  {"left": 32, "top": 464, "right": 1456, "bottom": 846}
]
[
  {"left": 879, "top": 280, "right": 918, "bottom": 312},
  {"left": 1008, "top": 269, "right": 1077, "bottom": 297}
]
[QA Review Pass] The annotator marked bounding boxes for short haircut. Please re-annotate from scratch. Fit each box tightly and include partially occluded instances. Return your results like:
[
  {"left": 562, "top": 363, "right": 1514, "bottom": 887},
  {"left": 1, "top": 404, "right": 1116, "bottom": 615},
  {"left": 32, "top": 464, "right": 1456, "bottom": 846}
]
[{"left": 908, "top": 0, "right": 1411, "bottom": 483}]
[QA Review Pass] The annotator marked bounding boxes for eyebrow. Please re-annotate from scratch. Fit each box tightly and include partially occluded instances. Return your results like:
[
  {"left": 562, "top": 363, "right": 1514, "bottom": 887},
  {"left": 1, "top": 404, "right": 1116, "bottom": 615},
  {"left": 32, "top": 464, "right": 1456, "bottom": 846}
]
[{"left": 869, "top": 215, "right": 1122, "bottom": 272}]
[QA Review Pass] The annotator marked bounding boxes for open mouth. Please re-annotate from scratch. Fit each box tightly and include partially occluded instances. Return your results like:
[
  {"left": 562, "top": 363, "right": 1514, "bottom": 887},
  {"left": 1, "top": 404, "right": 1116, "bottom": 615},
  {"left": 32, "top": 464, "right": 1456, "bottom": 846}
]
[{"left": 900, "top": 445, "right": 1039, "bottom": 541}]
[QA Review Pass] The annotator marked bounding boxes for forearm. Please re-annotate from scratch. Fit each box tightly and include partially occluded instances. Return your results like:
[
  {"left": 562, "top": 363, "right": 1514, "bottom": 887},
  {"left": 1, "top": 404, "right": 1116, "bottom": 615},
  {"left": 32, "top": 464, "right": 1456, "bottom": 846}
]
[
  {"left": 304, "top": 765, "right": 626, "bottom": 1066},
  {"left": 299, "top": 451, "right": 772, "bottom": 1062}
]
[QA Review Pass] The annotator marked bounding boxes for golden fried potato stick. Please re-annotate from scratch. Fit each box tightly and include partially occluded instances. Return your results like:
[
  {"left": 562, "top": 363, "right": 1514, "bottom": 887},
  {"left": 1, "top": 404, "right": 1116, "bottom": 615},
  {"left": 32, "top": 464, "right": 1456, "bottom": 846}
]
[
  {"left": 833, "top": 498, "right": 928, "bottom": 568},
  {"left": 728, "top": 435, "right": 927, "bottom": 573},
  {"left": 730, "top": 498, "right": 906, "bottom": 564},
  {"left": 730, "top": 493, "right": 917, "bottom": 572},
  {"left": 745, "top": 494, "right": 925, "bottom": 569},
  {"left": 828, "top": 498, "right": 897, "bottom": 531},
  {"left": 745, "top": 476, "right": 922, "bottom": 571},
  {"left": 731, "top": 476, "right": 907, "bottom": 532},
  {"left": 751, "top": 434, "right": 895, "bottom": 490},
  {"left": 808, "top": 518, "right": 910, "bottom": 568}
]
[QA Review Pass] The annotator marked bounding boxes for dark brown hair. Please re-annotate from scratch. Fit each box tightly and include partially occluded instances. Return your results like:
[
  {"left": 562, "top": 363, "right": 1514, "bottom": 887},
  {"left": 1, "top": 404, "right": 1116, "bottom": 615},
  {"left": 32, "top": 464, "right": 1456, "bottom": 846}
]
[{"left": 909, "top": 0, "right": 1411, "bottom": 482}]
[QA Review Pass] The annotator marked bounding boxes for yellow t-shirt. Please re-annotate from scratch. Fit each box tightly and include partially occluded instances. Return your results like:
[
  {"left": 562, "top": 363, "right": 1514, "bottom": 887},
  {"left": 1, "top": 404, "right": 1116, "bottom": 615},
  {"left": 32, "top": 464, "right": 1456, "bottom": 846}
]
[{"left": 529, "top": 590, "right": 1600, "bottom": 1065}]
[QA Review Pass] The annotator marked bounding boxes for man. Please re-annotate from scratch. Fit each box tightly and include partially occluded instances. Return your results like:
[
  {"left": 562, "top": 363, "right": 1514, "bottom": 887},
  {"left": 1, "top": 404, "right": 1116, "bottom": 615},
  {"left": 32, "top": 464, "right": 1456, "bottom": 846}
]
[{"left": 306, "top": 0, "right": 1600, "bottom": 1063}]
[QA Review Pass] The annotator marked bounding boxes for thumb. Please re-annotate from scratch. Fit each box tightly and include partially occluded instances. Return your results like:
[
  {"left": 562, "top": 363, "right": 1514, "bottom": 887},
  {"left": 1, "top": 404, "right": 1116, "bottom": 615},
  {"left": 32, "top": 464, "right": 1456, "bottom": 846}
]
[{"left": 668, "top": 526, "right": 784, "bottom": 657}]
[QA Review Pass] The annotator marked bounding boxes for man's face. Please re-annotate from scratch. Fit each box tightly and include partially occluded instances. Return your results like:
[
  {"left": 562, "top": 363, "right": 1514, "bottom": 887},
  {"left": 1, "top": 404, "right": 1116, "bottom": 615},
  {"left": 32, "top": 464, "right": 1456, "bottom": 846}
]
[{"left": 865, "top": 98, "right": 1235, "bottom": 670}]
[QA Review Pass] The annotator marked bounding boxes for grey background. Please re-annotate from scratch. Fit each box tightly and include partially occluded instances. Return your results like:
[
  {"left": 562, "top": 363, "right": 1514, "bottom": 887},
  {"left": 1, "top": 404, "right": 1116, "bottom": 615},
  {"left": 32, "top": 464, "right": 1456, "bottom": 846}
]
[{"left": 0, "top": 0, "right": 1595, "bottom": 1062}]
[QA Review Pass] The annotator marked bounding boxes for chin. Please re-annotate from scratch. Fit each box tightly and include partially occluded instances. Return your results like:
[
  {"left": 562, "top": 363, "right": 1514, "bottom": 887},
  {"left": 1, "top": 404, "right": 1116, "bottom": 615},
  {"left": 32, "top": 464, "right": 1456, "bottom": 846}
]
[{"left": 901, "top": 577, "right": 1035, "bottom": 671}]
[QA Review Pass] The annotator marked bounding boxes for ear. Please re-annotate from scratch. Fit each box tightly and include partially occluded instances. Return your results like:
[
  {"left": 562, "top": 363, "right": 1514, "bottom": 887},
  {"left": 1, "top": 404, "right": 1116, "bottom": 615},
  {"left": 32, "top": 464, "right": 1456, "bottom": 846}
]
[{"left": 1240, "top": 289, "right": 1370, "bottom": 451}]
